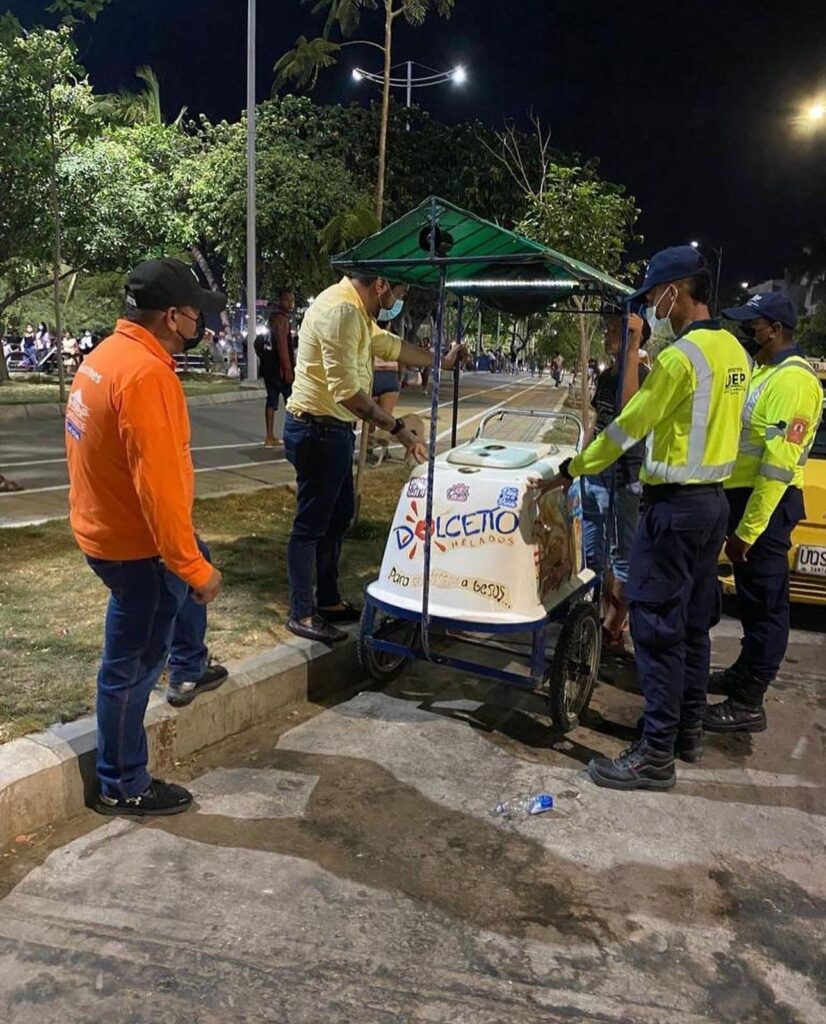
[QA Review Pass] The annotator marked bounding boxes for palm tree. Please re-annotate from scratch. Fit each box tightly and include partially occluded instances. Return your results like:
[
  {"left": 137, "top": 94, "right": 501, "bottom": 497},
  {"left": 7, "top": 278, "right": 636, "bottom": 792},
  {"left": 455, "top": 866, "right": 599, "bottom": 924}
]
[
  {"left": 276, "top": 0, "right": 454, "bottom": 224},
  {"left": 94, "top": 65, "right": 187, "bottom": 128}
]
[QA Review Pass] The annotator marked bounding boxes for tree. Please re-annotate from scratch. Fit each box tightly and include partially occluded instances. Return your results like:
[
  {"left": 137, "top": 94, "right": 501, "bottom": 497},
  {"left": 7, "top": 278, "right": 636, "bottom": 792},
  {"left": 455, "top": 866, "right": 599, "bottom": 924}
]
[
  {"left": 275, "top": 0, "right": 454, "bottom": 222},
  {"left": 94, "top": 65, "right": 187, "bottom": 129},
  {"left": 0, "top": 26, "right": 193, "bottom": 384},
  {"left": 182, "top": 109, "right": 370, "bottom": 298},
  {"left": 490, "top": 117, "right": 639, "bottom": 421}
]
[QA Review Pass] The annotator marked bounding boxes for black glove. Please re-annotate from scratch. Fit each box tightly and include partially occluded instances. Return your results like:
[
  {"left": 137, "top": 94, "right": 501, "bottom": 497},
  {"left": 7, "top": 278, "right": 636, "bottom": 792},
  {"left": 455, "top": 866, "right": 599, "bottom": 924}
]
[{"left": 558, "top": 457, "right": 573, "bottom": 482}]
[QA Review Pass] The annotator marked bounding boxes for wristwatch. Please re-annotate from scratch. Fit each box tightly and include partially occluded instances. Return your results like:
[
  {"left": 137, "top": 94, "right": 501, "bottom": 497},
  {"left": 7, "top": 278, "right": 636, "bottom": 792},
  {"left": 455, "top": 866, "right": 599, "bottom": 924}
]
[{"left": 390, "top": 417, "right": 406, "bottom": 436}]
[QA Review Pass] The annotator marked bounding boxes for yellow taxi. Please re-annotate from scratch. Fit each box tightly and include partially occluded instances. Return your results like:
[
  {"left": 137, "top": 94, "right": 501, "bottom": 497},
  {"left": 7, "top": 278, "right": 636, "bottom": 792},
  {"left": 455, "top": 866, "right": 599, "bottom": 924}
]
[{"left": 719, "top": 376, "right": 826, "bottom": 605}]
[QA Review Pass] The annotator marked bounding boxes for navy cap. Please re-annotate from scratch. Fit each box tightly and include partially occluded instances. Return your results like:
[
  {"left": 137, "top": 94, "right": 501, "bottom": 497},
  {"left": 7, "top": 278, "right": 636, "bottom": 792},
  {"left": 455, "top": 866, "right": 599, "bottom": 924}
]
[
  {"left": 722, "top": 292, "right": 797, "bottom": 330},
  {"left": 125, "top": 259, "right": 226, "bottom": 315},
  {"left": 627, "top": 245, "right": 709, "bottom": 302}
]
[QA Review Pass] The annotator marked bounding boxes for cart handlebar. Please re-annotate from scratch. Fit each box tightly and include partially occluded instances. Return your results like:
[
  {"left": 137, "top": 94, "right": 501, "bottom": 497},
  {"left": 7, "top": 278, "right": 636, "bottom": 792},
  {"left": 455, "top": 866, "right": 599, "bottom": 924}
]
[{"left": 475, "top": 409, "right": 585, "bottom": 452}]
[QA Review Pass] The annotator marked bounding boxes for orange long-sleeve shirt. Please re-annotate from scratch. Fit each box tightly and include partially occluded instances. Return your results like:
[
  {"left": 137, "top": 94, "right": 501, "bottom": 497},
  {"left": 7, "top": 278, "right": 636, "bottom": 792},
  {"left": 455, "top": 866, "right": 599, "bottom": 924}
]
[{"left": 66, "top": 320, "right": 212, "bottom": 589}]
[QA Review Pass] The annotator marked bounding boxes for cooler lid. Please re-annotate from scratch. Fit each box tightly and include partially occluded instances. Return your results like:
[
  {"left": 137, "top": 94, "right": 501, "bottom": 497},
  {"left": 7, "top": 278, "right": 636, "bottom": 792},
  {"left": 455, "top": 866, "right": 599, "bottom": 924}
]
[{"left": 446, "top": 440, "right": 540, "bottom": 470}]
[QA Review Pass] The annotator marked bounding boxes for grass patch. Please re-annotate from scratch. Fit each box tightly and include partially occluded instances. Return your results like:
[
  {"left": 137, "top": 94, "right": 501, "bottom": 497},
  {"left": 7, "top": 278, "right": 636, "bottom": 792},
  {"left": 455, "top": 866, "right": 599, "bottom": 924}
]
[
  {"left": 0, "top": 464, "right": 408, "bottom": 743},
  {"left": 0, "top": 373, "right": 241, "bottom": 405}
]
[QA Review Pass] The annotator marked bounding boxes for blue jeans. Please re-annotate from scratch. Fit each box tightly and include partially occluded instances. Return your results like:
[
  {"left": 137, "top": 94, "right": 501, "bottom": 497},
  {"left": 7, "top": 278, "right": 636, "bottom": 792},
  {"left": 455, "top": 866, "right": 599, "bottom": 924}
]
[
  {"left": 582, "top": 473, "right": 642, "bottom": 584},
  {"left": 167, "top": 538, "right": 212, "bottom": 684},
  {"left": 284, "top": 412, "right": 355, "bottom": 620},
  {"left": 87, "top": 555, "right": 190, "bottom": 798}
]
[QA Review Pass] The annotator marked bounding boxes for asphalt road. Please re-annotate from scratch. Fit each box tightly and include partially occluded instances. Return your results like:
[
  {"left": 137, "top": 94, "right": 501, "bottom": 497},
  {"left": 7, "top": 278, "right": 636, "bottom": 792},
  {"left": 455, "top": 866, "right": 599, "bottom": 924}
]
[{"left": 0, "top": 371, "right": 568, "bottom": 528}]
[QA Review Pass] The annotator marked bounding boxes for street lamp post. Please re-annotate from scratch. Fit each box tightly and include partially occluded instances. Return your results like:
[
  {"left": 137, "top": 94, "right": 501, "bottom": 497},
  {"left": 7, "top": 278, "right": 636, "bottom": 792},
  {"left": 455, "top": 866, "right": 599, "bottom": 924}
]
[
  {"left": 690, "top": 239, "right": 723, "bottom": 316},
  {"left": 246, "top": 0, "right": 257, "bottom": 382},
  {"left": 352, "top": 60, "right": 467, "bottom": 124}
]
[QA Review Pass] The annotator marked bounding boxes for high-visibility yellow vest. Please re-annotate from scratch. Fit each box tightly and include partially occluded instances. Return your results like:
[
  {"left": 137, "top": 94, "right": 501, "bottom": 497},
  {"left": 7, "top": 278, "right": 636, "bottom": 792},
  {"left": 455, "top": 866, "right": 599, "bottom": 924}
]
[
  {"left": 726, "top": 350, "right": 823, "bottom": 544},
  {"left": 569, "top": 322, "right": 750, "bottom": 486}
]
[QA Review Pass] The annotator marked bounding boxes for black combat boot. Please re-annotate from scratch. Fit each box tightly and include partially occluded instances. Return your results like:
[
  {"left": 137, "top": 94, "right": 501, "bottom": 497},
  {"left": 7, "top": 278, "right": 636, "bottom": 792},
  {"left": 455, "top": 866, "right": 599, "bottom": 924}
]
[
  {"left": 706, "top": 663, "right": 749, "bottom": 696},
  {"left": 675, "top": 723, "right": 704, "bottom": 763},
  {"left": 704, "top": 698, "right": 767, "bottom": 733}
]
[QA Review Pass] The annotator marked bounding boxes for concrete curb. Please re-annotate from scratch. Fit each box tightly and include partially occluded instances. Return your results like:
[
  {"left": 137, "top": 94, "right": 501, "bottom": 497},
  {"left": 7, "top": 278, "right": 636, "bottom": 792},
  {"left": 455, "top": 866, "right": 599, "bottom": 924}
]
[
  {"left": 0, "top": 387, "right": 263, "bottom": 424},
  {"left": 0, "top": 632, "right": 360, "bottom": 848}
]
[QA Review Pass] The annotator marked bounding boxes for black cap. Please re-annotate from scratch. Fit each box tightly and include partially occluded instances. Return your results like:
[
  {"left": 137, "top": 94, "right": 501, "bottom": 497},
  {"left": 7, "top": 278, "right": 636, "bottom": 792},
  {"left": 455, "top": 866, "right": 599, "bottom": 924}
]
[
  {"left": 125, "top": 258, "right": 226, "bottom": 315},
  {"left": 722, "top": 292, "right": 797, "bottom": 330}
]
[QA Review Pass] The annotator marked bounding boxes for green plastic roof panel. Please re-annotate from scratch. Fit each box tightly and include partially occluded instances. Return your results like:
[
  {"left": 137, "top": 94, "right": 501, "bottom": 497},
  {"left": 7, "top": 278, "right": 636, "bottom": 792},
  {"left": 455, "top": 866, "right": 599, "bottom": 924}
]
[{"left": 330, "top": 197, "right": 632, "bottom": 314}]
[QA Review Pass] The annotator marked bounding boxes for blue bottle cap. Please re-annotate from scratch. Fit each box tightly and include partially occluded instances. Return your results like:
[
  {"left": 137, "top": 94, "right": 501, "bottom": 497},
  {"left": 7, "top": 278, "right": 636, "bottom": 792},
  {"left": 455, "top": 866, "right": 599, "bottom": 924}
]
[{"left": 532, "top": 793, "right": 554, "bottom": 812}]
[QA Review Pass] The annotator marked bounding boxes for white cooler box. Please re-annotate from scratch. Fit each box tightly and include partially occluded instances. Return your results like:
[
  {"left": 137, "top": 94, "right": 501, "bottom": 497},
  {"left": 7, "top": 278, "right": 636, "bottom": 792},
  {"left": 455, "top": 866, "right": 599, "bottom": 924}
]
[{"left": 367, "top": 437, "right": 594, "bottom": 626}]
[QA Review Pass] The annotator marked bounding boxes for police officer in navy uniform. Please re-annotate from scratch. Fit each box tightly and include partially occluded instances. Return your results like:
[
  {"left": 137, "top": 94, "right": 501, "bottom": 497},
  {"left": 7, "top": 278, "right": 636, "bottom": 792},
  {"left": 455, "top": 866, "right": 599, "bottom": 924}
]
[
  {"left": 705, "top": 293, "right": 823, "bottom": 734},
  {"left": 537, "top": 246, "right": 750, "bottom": 790}
]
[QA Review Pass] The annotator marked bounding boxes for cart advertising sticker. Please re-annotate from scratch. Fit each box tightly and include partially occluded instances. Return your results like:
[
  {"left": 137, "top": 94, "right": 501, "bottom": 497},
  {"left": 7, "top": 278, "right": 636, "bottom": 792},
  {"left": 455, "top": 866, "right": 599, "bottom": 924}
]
[{"left": 534, "top": 483, "right": 581, "bottom": 604}]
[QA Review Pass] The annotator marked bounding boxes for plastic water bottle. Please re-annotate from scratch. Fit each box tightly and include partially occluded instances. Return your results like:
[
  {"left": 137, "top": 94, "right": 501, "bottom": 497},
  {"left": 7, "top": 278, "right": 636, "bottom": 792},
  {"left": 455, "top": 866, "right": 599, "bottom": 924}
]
[{"left": 491, "top": 793, "right": 554, "bottom": 819}]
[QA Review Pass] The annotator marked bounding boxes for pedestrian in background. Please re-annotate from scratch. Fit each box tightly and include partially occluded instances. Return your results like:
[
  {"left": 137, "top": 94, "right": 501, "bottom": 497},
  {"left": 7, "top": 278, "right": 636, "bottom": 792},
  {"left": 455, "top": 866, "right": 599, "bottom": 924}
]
[
  {"left": 581, "top": 312, "right": 647, "bottom": 655},
  {"left": 66, "top": 258, "right": 225, "bottom": 817},
  {"left": 256, "top": 289, "right": 296, "bottom": 447},
  {"left": 705, "top": 293, "right": 823, "bottom": 735}
]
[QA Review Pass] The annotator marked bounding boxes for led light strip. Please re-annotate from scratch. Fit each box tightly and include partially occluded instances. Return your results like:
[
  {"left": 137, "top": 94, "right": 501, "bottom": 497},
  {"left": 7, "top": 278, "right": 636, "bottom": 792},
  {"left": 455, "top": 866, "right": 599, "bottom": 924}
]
[{"left": 446, "top": 278, "right": 580, "bottom": 289}]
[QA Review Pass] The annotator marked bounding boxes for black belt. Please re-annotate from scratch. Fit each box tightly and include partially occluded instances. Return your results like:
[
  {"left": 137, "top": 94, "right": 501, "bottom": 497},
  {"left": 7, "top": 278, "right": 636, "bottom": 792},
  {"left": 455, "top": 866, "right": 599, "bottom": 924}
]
[
  {"left": 642, "top": 482, "right": 723, "bottom": 503},
  {"left": 288, "top": 410, "right": 355, "bottom": 430}
]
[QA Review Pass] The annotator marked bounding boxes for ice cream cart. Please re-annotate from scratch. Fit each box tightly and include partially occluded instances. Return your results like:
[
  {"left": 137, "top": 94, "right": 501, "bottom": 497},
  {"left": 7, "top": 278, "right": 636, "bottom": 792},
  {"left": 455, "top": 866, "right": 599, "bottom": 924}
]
[{"left": 330, "top": 198, "right": 633, "bottom": 732}]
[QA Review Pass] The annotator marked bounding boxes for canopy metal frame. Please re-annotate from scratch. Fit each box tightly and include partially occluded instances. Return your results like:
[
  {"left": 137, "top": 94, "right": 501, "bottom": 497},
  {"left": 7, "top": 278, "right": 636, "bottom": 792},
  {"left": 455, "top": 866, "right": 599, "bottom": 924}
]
[{"left": 332, "top": 197, "right": 633, "bottom": 663}]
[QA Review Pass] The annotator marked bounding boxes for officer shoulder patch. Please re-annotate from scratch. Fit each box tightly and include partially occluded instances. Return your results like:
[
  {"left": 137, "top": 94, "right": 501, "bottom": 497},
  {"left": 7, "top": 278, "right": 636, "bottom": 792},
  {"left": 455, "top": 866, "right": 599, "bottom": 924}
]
[{"left": 787, "top": 417, "right": 809, "bottom": 444}]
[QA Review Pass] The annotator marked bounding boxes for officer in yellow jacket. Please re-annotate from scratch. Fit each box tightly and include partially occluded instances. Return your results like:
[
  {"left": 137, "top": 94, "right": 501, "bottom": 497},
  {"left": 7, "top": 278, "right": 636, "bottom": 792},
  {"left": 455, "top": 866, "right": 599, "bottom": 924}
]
[
  {"left": 705, "top": 293, "right": 823, "bottom": 734},
  {"left": 541, "top": 246, "right": 750, "bottom": 790}
]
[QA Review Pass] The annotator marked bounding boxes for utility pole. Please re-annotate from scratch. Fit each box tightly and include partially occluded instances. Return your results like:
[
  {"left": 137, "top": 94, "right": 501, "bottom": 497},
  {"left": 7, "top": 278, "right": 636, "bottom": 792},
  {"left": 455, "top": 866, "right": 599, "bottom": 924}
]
[
  {"left": 245, "top": 0, "right": 258, "bottom": 381},
  {"left": 46, "top": 76, "right": 67, "bottom": 404}
]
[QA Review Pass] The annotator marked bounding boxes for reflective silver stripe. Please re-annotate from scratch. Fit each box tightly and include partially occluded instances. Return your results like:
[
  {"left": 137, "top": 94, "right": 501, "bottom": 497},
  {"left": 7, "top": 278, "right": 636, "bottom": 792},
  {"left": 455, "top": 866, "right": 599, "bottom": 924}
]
[
  {"left": 758, "top": 464, "right": 794, "bottom": 483},
  {"left": 764, "top": 425, "right": 785, "bottom": 440},
  {"left": 605, "top": 420, "right": 638, "bottom": 451},
  {"left": 739, "top": 356, "right": 819, "bottom": 459},
  {"left": 677, "top": 339, "right": 713, "bottom": 470},
  {"left": 644, "top": 339, "right": 717, "bottom": 483},
  {"left": 643, "top": 463, "right": 735, "bottom": 483}
]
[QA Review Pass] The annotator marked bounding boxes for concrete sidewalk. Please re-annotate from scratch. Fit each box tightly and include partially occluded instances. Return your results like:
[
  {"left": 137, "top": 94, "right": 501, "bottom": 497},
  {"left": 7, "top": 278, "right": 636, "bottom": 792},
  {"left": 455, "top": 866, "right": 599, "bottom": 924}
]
[{"left": 0, "top": 640, "right": 823, "bottom": 1022}]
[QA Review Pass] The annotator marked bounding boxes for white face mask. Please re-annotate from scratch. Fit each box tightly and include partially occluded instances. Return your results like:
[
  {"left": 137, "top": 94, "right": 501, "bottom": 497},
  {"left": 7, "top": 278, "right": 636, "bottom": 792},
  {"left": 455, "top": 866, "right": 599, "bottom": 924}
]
[{"left": 645, "top": 286, "right": 677, "bottom": 344}]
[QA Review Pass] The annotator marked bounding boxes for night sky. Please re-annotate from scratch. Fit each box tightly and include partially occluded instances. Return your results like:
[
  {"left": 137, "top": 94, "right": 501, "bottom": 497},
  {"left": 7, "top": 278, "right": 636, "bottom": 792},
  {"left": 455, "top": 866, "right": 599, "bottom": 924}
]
[{"left": 10, "top": 0, "right": 826, "bottom": 292}]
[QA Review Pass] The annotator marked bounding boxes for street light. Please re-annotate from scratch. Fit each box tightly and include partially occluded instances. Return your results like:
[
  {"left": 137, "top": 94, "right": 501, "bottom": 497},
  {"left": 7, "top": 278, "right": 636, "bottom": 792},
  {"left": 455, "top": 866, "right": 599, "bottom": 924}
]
[
  {"left": 688, "top": 239, "right": 723, "bottom": 315},
  {"left": 351, "top": 60, "right": 469, "bottom": 119},
  {"left": 808, "top": 102, "right": 825, "bottom": 122},
  {"left": 741, "top": 281, "right": 750, "bottom": 290}
]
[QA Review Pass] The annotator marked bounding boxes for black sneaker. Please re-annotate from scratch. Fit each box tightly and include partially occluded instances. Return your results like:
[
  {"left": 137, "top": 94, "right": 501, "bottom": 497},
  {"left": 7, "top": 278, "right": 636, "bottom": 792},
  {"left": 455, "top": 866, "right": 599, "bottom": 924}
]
[
  {"left": 675, "top": 724, "right": 704, "bottom": 764},
  {"left": 704, "top": 698, "right": 767, "bottom": 734},
  {"left": 588, "top": 740, "right": 676, "bottom": 791},
  {"left": 94, "top": 778, "right": 193, "bottom": 817},
  {"left": 286, "top": 616, "right": 348, "bottom": 644},
  {"left": 167, "top": 664, "right": 229, "bottom": 708}
]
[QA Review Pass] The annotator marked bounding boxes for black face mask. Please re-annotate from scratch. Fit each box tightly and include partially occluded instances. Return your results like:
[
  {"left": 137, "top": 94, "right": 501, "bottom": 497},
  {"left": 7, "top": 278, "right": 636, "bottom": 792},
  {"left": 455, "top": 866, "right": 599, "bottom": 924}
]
[{"left": 176, "top": 311, "right": 205, "bottom": 351}]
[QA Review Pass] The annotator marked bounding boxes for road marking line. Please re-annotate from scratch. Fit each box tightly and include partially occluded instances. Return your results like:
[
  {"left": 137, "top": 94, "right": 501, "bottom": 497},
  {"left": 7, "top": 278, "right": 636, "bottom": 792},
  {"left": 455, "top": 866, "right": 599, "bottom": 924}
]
[{"left": 0, "top": 458, "right": 289, "bottom": 496}]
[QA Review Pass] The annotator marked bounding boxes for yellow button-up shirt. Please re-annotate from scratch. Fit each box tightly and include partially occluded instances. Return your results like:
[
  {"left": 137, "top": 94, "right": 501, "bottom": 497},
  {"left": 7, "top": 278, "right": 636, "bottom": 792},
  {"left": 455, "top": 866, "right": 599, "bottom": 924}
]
[{"left": 287, "top": 277, "right": 402, "bottom": 422}]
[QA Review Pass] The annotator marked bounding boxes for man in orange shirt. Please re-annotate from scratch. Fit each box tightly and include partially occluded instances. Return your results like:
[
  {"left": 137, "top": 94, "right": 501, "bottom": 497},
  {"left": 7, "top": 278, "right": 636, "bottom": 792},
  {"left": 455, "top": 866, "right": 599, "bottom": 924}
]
[{"left": 67, "top": 259, "right": 224, "bottom": 817}]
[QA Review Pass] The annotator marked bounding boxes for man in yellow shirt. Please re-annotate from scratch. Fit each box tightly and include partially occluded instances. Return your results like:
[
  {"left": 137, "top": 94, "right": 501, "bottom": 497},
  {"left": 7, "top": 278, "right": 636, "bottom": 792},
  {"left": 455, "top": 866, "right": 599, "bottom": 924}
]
[{"left": 285, "top": 274, "right": 461, "bottom": 643}]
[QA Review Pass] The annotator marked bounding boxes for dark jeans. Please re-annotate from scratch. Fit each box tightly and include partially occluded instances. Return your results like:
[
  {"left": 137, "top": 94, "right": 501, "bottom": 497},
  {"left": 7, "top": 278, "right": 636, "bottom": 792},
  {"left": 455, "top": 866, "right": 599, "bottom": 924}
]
[
  {"left": 284, "top": 412, "right": 355, "bottom": 620},
  {"left": 88, "top": 538, "right": 212, "bottom": 798},
  {"left": 625, "top": 486, "right": 729, "bottom": 750},
  {"left": 167, "top": 538, "right": 212, "bottom": 684},
  {"left": 725, "top": 486, "right": 804, "bottom": 704}
]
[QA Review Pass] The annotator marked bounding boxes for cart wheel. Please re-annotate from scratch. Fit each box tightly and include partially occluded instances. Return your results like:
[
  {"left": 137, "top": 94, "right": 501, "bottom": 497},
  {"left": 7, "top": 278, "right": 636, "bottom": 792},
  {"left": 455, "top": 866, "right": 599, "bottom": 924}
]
[
  {"left": 546, "top": 603, "right": 601, "bottom": 732},
  {"left": 357, "top": 607, "right": 418, "bottom": 683}
]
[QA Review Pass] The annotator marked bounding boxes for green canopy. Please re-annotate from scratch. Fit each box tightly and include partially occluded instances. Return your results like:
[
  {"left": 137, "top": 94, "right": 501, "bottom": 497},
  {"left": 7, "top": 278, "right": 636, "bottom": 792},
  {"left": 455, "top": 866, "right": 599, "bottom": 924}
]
[{"left": 330, "top": 196, "right": 632, "bottom": 315}]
